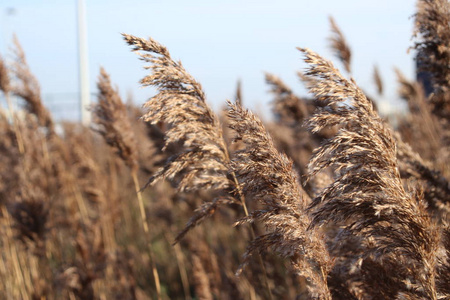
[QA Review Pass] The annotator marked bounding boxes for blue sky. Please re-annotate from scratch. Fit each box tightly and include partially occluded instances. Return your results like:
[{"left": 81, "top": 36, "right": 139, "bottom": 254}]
[{"left": 0, "top": 0, "right": 416, "bottom": 120}]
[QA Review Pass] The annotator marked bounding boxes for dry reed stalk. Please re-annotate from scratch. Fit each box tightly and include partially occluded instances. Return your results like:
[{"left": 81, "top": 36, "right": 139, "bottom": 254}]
[
  {"left": 265, "top": 73, "right": 310, "bottom": 124},
  {"left": 126, "top": 104, "right": 165, "bottom": 175},
  {"left": 235, "top": 79, "right": 243, "bottom": 106},
  {"left": 0, "top": 54, "right": 24, "bottom": 154},
  {"left": 1, "top": 206, "right": 30, "bottom": 300},
  {"left": 191, "top": 253, "right": 213, "bottom": 300},
  {"left": 0, "top": 111, "right": 58, "bottom": 298},
  {"left": 59, "top": 224, "right": 105, "bottom": 300},
  {"left": 395, "top": 69, "right": 442, "bottom": 160},
  {"left": 122, "top": 34, "right": 231, "bottom": 194},
  {"left": 185, "top": 233, "right": 224, "bottom": 300},
  {"left": 93, "top": 68, "right": 139, "bottom": 172},
  {"left": 265, "top": 73, "right": 319, "bottom": 196},
  {"left": 122, "top": 34, "right": 238, "bottom": 237},
  {"left": 414, "top": 0, "right": 450, "bottom": 177},
  {"left": 164, "top": 231, "right": 191, "bottom": 300},
  {"left": 328, "top": 16, "right": 352, "bottom": 74},
  {"left": 92, "top": 67, "right": 162, "bottom": 299},
  {"left": 8, "top": 115, "right": 69, "bottom": 298},
  {"left": 394, "top": 70, "right": 450, "bottom": 220},
  {"left": 414, "top": 0, "right": 450, "bottom": 116},
  {"left": 300, "top": 47, "right": 441, "bottom": 299},
  {"left": 373, "top": 65, "right": 383, "bottom": 96},
  {"left": 8, "top": 116, "right": 53, "bottom": 241},
  {"left": 123, "top": 34, "right": 274, "bottom": 300},
  {"left": 58, "top": 128, "right": 127, "bottom": 299},
  {"left": 10, "top": 36, "right": 54, "bottom": 134},
  {"left": 0, "top": 112, "right": 21, "bottom": 206},
  {"left": 436, "top": 225, "right": 450, "bottom": 296},
  {"left": 0, "top": 54, "right": 10, "bottom": 94},
  {"left": 228, "top": 101, "right": 331, "bottom": 299},
  {"left": 0, "top": 54, "right": 13, "bottom": 115},
  {"left": 395, "top": 133, "right": 450, "bottom": 220}
]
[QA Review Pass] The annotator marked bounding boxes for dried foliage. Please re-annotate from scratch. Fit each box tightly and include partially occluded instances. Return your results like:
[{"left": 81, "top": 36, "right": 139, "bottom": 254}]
[
  {"left": 123, "top": 34, "right": 240, "bottom": 244},
  {"left": 414, "top": 0, "right": 450, "bottom": 119},
  {"left": 328, "top": 16, "right": 352, "bottom": 74},
  {"left": 300, "top": 47, "right": 441, "bottom": 299},
  {"left": 123, "top": 34, "right": 230, "bottom": 194},
  {"left": 235, "top": 79, "right": 243, "bottom": 106},
  {"left": 228, "top": 101, "right": 331, "bottom": 299},
  {"left": 373, "top": 65, "right": 383, "bottom": 96},
  {"left": 0, "top": 7, "right": 449, "bottom": 300},
  {"left": 396, "top": 69, "right": 442, "bottom": 160},
  {"left": 0, "top": 55, "right": 11, "bottom": 94},
  {"left": 396, "top": 134, "right": 450, "bottom": 221},
  {"left": 10, "top": 37, "right": 54, "bottom": 133},
  {"left": 266, "top": 72, "right": 311, "bottom": 123},
  {"left": 92, "top": 67, "right": 139, "bottom": 172},
  {"left": 414, "top": 0, "right": 450, "bottom": 176}
]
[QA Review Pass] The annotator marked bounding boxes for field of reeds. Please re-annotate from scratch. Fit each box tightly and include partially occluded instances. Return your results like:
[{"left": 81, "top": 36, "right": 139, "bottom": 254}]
[{"left": 0, "top": 1, "right": 449, "bottom": 299}]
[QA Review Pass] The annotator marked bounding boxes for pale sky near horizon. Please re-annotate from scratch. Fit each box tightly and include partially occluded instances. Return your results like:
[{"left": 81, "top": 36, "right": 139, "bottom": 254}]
[{"left": 0, "top": 0, "right": 416, "bottom": 121}]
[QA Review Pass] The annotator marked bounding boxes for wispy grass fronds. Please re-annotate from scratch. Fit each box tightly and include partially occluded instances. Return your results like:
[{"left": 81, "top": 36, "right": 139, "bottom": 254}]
[
  {"left": 265, "top": 73, "right": 321, "bottom": 195},
  {"left": 300, "top": 47, "right": 440, "bottom": 299},
  {"left": 328, "top": 16, "right": 352, "bottom": 74},
  {"left": 373, "top": 65, "right": 383, "bottom": 96},
  {"left": 395, "top": 69, "right": 443, "bottom": 161},
  {"left": 228, "top": 101, "right": 331, "bottom": 300},
  {"left": 395, "top": 70, "right": 449, "bottom": 217},
  {"left": 414, "top": 0, "right": 450, "bottom": 178},
  {"left": 122, "top": 37, "right": 277, "bottom": 298},
  {"left": 123, "top": 34, "right": 237, "bottom": 241},
  {"left": 266, "top": 73, "right": 310, "bottom": 124},
  {"left": 123, "top": 34, "right": 230, "bottom": 193},
  {"left": 0, "top": 53, "right": 25, "bottom": 154},
  {"left": 414, "top": 0, "right": 450, "bottom": 99},
  {"left": 436, "top": 225, "right": 450, "bottom": 296},
  {"left": 0, "top": 54, "right": 11, "bottom": 94},
  {"left": 235, "top": 79, "right": 243, "bottom": 106},
  {"left": 92, "top": 67, "right": 162, "bottom": 299},
  {"left": 92, "top": 67, "right": 139, "bottom": 172},
  {"left": 395, "top": 134, "right": 450, "bottom": 220},
  {"left": 191, "top": 253, "right": 213, "bottom": 300},
  {"left": 11, "top": 37, "right": 54, "bottom": 133},
  {"left": 396, "top": 69, "right": 429, "bottom": 115}
]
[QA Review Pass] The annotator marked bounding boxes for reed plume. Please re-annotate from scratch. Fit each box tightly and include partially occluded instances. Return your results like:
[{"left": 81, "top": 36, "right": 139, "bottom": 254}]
[
  {"left": 300, "top": 47, "right": 440, "bottom": 299},
  {"left": 328, "top": 16, "right": 352, "bottom": 74},
  {"left": 123, "top": 34, "right": 278, "bottom": 299},
  {"left": 0, "top": 55, "right": 11, "bottom": 94},
  {"left": 11, "top": 36, "right": 54, "bottom": 133},
  {"left": 235, "top": 79, "right": 243, "bottom": 106},
  {"left": 92, "top": 67, "right": 139, "bottom": 172},
  {"left": 436, "top": 225, "right": 450, "bottom": 296},
  {"left": 414, "top": 0, "right": 450, "bottom": 175},
  {"left": 228, "top": 101, "right": 331, "bottom": 299},
  {"left": 395, "top": 134, "right": 450, "bottom": 221},
  {"left": 92, "top": 67, "right": 161, "bottom": 299},
  {"left": 414, "top": 0, "right": 450, "bottom": 110},
  {"left": 394, "top": 70, "right": 449, "bottom": 220},
  {"left": 373, "top": 65, "right": 383, "bottom": 96},
  {"left": 0, "top": 53, "right": 24, "bottom": 154},
  {"left": 266, "top": 72, "right": 311, "bottom": 124},
  {"left": 396, "top": 68, "right": 442, "bottom": 160},
  {"left": 123, "top": 34, "right": 237, "bottom": 239}
]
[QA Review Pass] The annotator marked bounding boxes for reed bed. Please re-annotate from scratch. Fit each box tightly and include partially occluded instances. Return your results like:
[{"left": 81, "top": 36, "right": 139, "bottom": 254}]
[{"left": 0, "top": 1, "right": 449, "bottom": 299}]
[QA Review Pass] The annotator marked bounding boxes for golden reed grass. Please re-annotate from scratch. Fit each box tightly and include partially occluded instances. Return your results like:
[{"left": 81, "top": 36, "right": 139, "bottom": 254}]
[{"left": 0, "top": 1, "right": 448, "bottom": 299}]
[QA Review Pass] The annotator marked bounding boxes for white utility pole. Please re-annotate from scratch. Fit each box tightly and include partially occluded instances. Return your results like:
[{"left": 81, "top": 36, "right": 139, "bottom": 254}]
[{"left": 77, "top": 0, "right": 91, "bottom": 125}]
